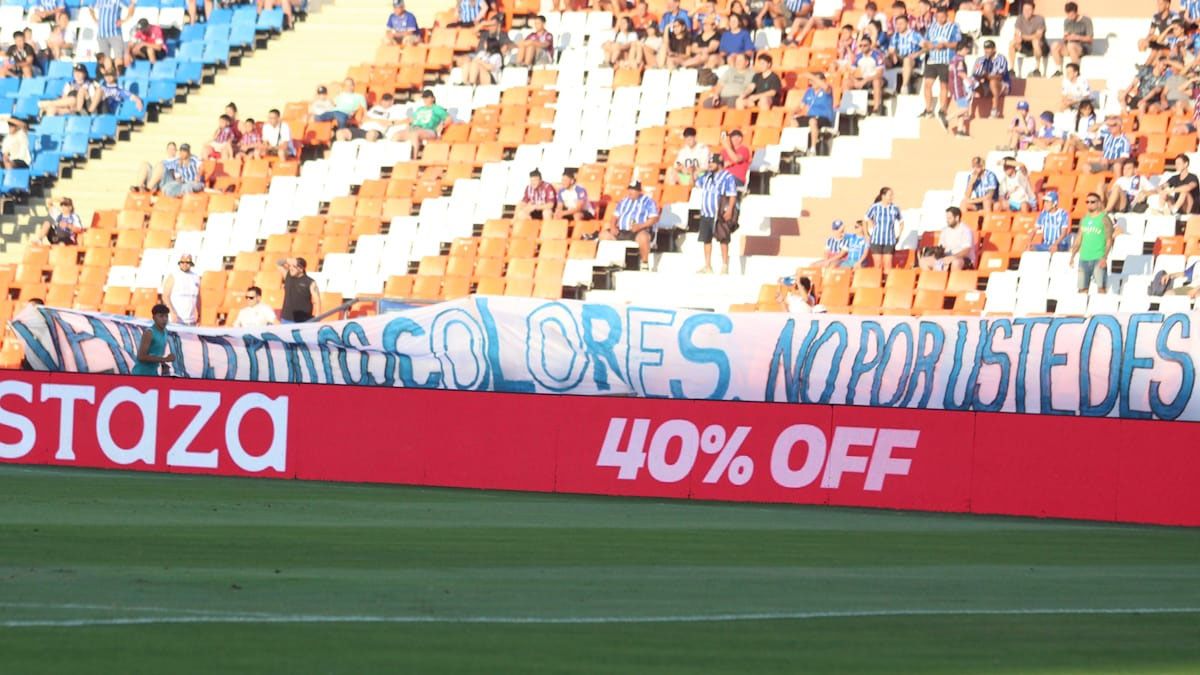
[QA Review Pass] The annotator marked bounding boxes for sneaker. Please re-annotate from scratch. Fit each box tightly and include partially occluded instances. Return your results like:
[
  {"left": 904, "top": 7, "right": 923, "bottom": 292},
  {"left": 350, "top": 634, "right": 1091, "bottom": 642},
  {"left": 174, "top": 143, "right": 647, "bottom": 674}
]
[
  {"left": 1051, "top": 70, "right": 1062, "bottom": 78},
  {"left": 697, "top": 266, "right": 713, "bottom": 274},
  {"left": 719, "top": 266, "right": 729, "bottom": 275},
  {"left": 918, "top": 110, "right": 934, "bottom": 118},
  {"left": 937, "top": 111, "right": 949, "bottom": 130},
  {"left": 639, "top": 261, "right": 649, "bottom": 271},
  {"left": 954, "top": 130, "right": 970, "bottom": 137},
  {"left": 1029, "top": 69, "right": 1042, "bottom": 77},
  {"left": 989, "top": 110, "right": 1001, "bottom": 119}
]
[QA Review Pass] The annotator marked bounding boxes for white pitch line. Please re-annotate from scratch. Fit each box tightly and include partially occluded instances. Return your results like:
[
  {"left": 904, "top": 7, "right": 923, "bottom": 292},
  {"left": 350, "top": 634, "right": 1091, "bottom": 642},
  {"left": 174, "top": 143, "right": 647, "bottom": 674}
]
[
  {"left": 0, "top": 602, "right": 276, "bottom": 617},
  {"left": 3, "top": 607, "right": 1200, "bottom": 628}
]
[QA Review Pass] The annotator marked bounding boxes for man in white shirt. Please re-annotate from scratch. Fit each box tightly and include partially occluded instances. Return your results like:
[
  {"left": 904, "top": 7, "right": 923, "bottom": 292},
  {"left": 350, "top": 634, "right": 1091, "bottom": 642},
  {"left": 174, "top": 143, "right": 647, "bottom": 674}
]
[
  {"left": 162, "top": 253, "right": 201, "bottom": 326},
  {"left": 919, "top": 206, "right": 975, "bottom": 271},
  {"left": 360, "top": 93, "right": 406, "bottom": 141},
  {"left": 261, "top": 108, "right": 294, "bottom": 157},
  {"left": 666, "top": 126, "right": 709, "bottom": 185},
  {"left": 233, "top": 286, "right": 278, "bottom": 328},
  {"left": 1060, "top": 63, "right": 1092, "bottom": 110}
]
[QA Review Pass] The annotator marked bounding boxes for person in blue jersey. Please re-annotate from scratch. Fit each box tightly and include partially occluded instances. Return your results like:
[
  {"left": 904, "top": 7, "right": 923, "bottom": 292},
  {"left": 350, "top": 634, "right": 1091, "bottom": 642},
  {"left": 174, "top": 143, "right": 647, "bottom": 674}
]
[
  {"left": 718, "top": 13, "right": 755, "bottom": 61},
  {"left": 87, "top": 0, "right": 132, "bottom": 63},
  {"left": 919, "top": 4, "right": 961, "bottom": 126},
  {"left": 820, "top": 219, "right": 867, "bottom": 269},
  {"left": 1030, "top": 191, "right": 1072, "bottom": 252},
  {"left": 602, "top": 181, "right": 659, "bottom": 271},
  {"left": 960, "top": 155, "right": 999, "bottom": 213},
  {"left": 387, "top": 0, "right": 421, "bottom": 46},
  {"left": 887, "top": 13, "right": 925, "bottom": 96},
  {"left": 790, "top": 71, "right": 834, "bottom": 156},
  {"left": 973, "top": 39, "right": 1009, "bottom": 119},
  {"left": 696, "top": 154, "right": 740, "bottom": 274},
  {"left": 133, "top": 304, "right": 174, "bottom": 377},
  {"left": 864, "top": 186, "right": 904, "bottom": 272},
  {"left": 658, "top": 0, "right": 692, "bottom": 32}
]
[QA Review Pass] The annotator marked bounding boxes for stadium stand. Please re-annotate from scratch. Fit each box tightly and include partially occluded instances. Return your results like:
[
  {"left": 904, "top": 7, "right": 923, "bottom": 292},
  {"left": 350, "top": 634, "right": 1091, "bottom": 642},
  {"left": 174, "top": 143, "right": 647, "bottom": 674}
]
[{"left": 0, "top": 0, "right": 1177, "bottom": 368}]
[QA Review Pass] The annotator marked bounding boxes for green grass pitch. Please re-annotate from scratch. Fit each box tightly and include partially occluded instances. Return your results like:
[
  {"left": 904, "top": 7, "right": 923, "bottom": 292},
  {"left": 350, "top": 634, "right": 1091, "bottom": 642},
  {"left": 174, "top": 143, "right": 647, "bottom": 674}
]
[{"left": 1, "top": 464, "right": 1198, "bottom": 674}]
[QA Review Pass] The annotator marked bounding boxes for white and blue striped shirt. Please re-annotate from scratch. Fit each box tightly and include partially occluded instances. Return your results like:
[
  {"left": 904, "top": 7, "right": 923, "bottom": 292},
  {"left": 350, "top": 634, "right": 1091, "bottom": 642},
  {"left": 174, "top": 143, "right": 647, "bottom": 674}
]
[
  {"left": 697, "top": 169, "right": 738, "bottom": 218},
  {"left": 1100, "top": 129, "right": 1130, "bottom": 160},
  {"left": 1184, "top": 0, "right": 1200, "bottom": 21},
  {"left": 164, "top": 156, "right": 201, "bottom": 183},
  {"left": 971, "top": 170, "right": 999, "bottom": 198},
  {"left": 925, "top": 19, "right": 961, "bottom": 65},
  {"left": 784, "top": 0, "right": 810, "bottom": 13},
  {"left": 826, "top": 232, "right": 867, "bottom": 266},
  {"left": 865, "top": 202, "right": 902, "bottom": 245},
  {"left": 37, "top": 0, "right": 64, "bottom": 11},
  {"left": 1036, "top": 208, "right": 1070, "bottom": 244},
  {"left": 458, "top": 0, "right": 485, "bottom": 25},
  {"left": 615, "top": 194, "right": 658, "bottom": 231},
  {"left": 891, "top": 29, "right": 923, "bottom": 58},
  {"left": 94, "top": 0, "right": 129, "bottom": 39}
]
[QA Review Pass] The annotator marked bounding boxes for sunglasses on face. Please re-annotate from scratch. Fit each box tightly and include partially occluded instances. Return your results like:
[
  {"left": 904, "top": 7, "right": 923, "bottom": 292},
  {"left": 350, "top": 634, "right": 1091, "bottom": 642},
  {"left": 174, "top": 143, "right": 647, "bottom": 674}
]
[
  {"left": 246, "top": 295, "right": 258, "bottom": 300},
  {"left": 179, "top": 260, "right": 193, "bottom": 265}
]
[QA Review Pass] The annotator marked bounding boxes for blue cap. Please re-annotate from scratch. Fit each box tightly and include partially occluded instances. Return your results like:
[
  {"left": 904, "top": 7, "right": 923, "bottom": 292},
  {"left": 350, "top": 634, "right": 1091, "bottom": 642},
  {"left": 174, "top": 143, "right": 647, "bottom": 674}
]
[
  {"left": 1017, "top": 101, "right": 1030, "bottom": 110},
  {"left": 831, "top": 219, "right": 844, "bottom": 230},
  {"left": 1043, "top": 190, "right": 1059, "bottom": 203}
]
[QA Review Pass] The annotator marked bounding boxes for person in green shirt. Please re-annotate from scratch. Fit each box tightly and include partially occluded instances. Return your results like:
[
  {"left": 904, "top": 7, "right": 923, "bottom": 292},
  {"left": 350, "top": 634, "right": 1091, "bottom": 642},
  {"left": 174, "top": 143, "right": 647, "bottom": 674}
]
[
  {"left": 1071, "top": 192, "right": 1115, "bottom": 294},
  {"left": 316, "top": 78, "right": 366, "bottom": 135},
  {"left": 399, "top": 89, "right": 449, "bottom": 156},
  {"left": 132, "top": 304, "right": 174, "bottom": 377}
]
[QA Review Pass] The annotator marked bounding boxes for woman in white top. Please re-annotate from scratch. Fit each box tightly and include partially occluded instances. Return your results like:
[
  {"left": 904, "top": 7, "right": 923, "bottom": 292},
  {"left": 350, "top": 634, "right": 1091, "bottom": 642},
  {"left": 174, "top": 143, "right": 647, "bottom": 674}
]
[
  {"left": 463, "top": 37, "right": 504, "bottom": 85},
  {"left": 603, "top": 16, "right": 638, "bottom": 66},
  {"left": 3, "top": 118, "right": 30, "bottom": 169},
  {"left": 777, "top": 274, "right": 817, "bottom": 314},
  {"left": 37, "top": 197, "right": 84, "bottom": 244},
  {"left": 634, "top": 23, "right": 663, "bottom": 69},
  {"left": 163, "top": 254, "right": 202, "bottom": 326}
]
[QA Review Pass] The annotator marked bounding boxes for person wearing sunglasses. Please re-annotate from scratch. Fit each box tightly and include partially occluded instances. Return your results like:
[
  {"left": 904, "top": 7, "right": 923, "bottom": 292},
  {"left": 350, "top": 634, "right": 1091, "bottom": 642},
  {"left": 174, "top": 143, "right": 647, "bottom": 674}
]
[
  {"left": 162, "top": 254, "right": 201, "bottom": 327},
  {"left": 1071, "top": 193, "right": 1114, "bottom": 294},
  {"left": 232, "top": 286, "right": 278, "bottom": 328}
]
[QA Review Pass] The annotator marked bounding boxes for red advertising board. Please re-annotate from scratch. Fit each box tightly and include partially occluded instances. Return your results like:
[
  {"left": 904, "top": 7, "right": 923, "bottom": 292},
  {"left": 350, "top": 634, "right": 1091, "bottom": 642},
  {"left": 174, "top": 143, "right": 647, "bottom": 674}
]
[{"left": 0, "top": 371, "right": 1196, "bottom": 527}]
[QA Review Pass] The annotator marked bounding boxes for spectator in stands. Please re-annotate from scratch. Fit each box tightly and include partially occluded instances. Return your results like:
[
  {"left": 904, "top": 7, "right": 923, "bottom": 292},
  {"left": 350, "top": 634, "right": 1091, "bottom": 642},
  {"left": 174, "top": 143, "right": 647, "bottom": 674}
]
[
  {"left": 659, "top": 0, "right": 692, "bottom": 31},
  {"left": 29, "top": 0, "right": 69, "bottom": 38},
  {"left": 554, "top": 169, "right": 594, "bottom": 220},
  {"left": 1106, "top": 161, "right": 1155, "bottom": 214},
  {"left": 455, "top": 0, "right": 490, "bottom": 27},
  {"left": 2, "top": 118, "right": 29, "bottom": 170},
  {"left": 1092, "top": 116, "right": 1130, "bottom": 173},
  {"left": 1060, "top": 62, "right": 1093, "bottom": 109},
  {"left": 947, "top": 40, "right": 975, "bottom": 136},
  {"left": 909, "top": 0, "right": 933, "bottom": 34},
  {"left": 998, "top": 158, "right": 1036, "bottom": 212},
  {"left": 225, "top": 102, "right": 240, "bottom": 141},
  {"left": 398, "top": 89, "right": 448, "bottom": 156},
  {"left": 820, "top": 219, "right": 868, "bottom": 269},
  {"left": 692, "top": 0, "right": 718, "bottom": 31},
  {"left": 1003, "top": 100, "right": 1034, "bottom": 150},
  {"left": 920, "top": 6, "right": 961, "bottom": 125},
  {"left": 1050, "top": 2, "right": 1093, "bottom": 76},
  {"left": 683, "top": 15, "right": 722, "bottom": 69},
  {"left": 628, "top": 1, "right": 656, "bottom": 30},
  {"left": 1139, "top": 0, "right": 1178, "bottom": 52},
  {"left": 1009, "top": 1, "right": 1048, "bottom": 76},
  {"left": 635, "top": 23, "right": 664, "bottom": 68},
  {"left": 205, "top": 114, "right": 238, "bottom": 160},
  {"left": 919, "top": 206, "right": 975, "bottom": 271},
  {"left": 461, "top": 34, "right": 504, "bottom": 85},
  {"left": 39, "top": 66, "right": 96, "bottom": 116},
  {"left": 864, "top": 187, "right": 904, "bottom": 272},
  {"left": 313, "top": 78, "right": 367, "bottom": 134},
  {"left": 308, "top": 85, "right": 334, "bottom": 121},
  {"left": 132, "top": 304, "right": 174, "bottom": 376},
  {"left": 603, "top": 181, "right": 659, "bottom": 270},
  {"left": 1071, "top": 193, "right": 1114, "bottom": 293},
  {"left": 237, "top": 119, "right": 262, "bottom": 158},
  {"left": 233, "top": 286, "right": 278, "bottom": 328},
  {"left": 791, "top": 72, "right": 835, "bottom": 156},
  {"left": 766, "top": 0, "right": 812, "bottom": 40},
  {"left": 387, "top": 0, "right": 422, "bottom": 46},
  {"left": 737, "top": 53, "right": 780, "bottom": 110},
  {"left": 359, "top": 94, "right": 404, "bottom": 141},
  {"left": 125, "top": 18, "right": 166, "bottom": 68},
  {"left": 36, "top": 197, "right": 82, "bottom": 245},
  {"left": 719, "top": 13, "right": 756, "bottom": 61},
  {"left": 163, "top": 254, "right": 201, "bottom": 327},
  {"left": 961, "top": 156, "right": 998, "bottom": 213},
  {"left": 666, "top": 127, "right": 708, "bottom": 185},
  {"left": 1028, "top": 110, "right": 1062, "bottom": 150},
  {"left": 161, "top": 143, "right": 204, "bottom": 197},
  {"left": 1160, "top": 154, "right": 1200, "bottom": 215},
  {"left": 277, "top": 257, "right": 321, "bottom": 323},
  {"left": 979, "top": 0, "right": 1002, "bottom": 37},
  {"left": 97, "top": 70, "right": 144, "bottom": 115},
  {"left": 516, "top": 15, "right": 555, "bottom": 66},
  {"left": 888, "top": 14, "right": 924, "bottom": 97},
  {"left": 727, "top": 0, "right": 751, "bottom": 30},
  {"left": 719, "top": 129, "right": 752, "bottom": 187},
  {"left": 88, "top": 0, "right": 131, "bottom": 64},
  {"left": 777, "top": 274, "right": 817, "bottom": 313},
  {"left": 855, "top": 1, "right": 884, "bottom": 31},
  {"left": 849, "top": 37, "right": 887, "bottom": 116},
  {"left": 703, "top": 52, "right": 753, "bottom": 108},
  {"left": 1031, "top": 191, "right": 1071, "bottom": 252},
  {"left": 262, "top": 109, "right": 295, "bottom": 157},
  {"left": 696, "top": 153, "right": 739, "bottom": 274},
  {"left": 516, "top": 169, "right": 557, "bottom": 220},
  {"left": 662, "top": 18, "right": 693, "bottom": 68},
  {"left": 95, "top": 53, "right": 118, "bottom": 81},
  {"left": 1123, "top": 58, "right": 1170, "bottom": 113},
  {"left": 132, "top": 141, "right": 177, "bottom": 193},
  {"left": 2, "top": 31, "right": 35, "bottom": 78},
  {"left": 603, "top": 16, "right": 640, "bottom": 66},
  {"left": 973, "top": 40, "right": 1009, "bottom": 119}
]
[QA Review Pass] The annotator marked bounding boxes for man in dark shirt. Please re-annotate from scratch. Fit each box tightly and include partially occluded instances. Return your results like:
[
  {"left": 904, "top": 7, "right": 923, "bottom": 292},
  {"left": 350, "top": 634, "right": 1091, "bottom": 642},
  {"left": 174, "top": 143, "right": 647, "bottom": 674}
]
[
  {"left": 277, "top": 256, "right": 322, "bottom": 323},
  {"left": 736, "top": 53, "right": 780, "bottom": 110},
  {"left": 1140, "top": 0, "right": 1178, "bottom": 51},
  {"left": 1051, "top": 2, "right": 1093, "bottom": 76},
  {"left": 1164, "top": 154, "right": 1200, "bottom": 215},
  {"left": 4, "top": 31, "right": 36, "bottom": 78}
]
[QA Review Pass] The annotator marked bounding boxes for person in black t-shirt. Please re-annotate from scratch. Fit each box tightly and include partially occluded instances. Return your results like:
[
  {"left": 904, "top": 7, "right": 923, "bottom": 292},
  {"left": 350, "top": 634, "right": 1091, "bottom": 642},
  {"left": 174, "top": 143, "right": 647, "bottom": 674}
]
[
  {"left": 276, "top": 257, "right": 322, "bottom": 324},
  {"left": 1163, "top": 154, "right": 1200, "bottom": 215},
  {"left": 3, "top": 31, "right": 36, "bottom": 78},
  {"left": 737, "top": 53, "right": 780, "bottom": 110}
]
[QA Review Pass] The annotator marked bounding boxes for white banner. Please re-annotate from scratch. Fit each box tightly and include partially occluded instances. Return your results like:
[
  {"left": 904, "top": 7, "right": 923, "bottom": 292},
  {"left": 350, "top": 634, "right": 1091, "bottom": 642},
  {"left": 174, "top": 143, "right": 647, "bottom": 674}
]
[{"left": 11, "top": 298, "right": 1199, "bottom": 420}]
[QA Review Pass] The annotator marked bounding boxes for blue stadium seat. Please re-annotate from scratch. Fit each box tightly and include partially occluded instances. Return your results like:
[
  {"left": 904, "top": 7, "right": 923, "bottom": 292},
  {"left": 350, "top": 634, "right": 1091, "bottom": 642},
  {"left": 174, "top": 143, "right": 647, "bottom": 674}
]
[
  {"left": 180, "top": 23, "right": 205, "bottom": 42},
  {"left": 257, "top": 8, "right": 284, "bottom": 32},
  {"left": 175, "top": 61, "right": 203, "bottom": 86},
  {"left": 45, "top": 78, "right": 68, "bottom": 97},
  {"left": 231, "top": 5, "right": 256, "bottom": 26},
  {"left": 89, "top": 114, "right": 117, "bottom": 142},
  {"left": 2, "top": 168, "right": 30, "bottom": 195},
  {"left": 31, "top": 151, "right": 61, "bottom": 180},
  {"left": 116, "top": 99, "right": 144, "bottom": 123},
  {"left": 127, "top": 60, "right": 151, "bottom": 78},
  {"left": 64, "top": 115, "right": 90, "bottom": 137},
  {"left": 229, "top": 24, "right": 255, "bottom": 48},
  {"left": 60, "top": 132, "right": 89, "bottom": 160},
  {"left": 205, "top": 24, "right": 230, "bottom": 41},
  {"left": 13, "top": 96, "right": 40, "bottom": 120},
  {"left": 34, "top": 135, "right": 61, "bottom": 153},
  {"left": 160, "top": 0, "right": 186, "bottom": 7},
  {"left": 147, "top": 79, "right": 176, "bottom": 105},
  {"left": 138, "top": 0, "right": 160, "bottom": 7},
  {"left": 120, "top": 76, "right": 150, "bottom": 97},
  {"left": 208, "top": 6, "right": 232, "bottom": 24},
  {"left": 35, "top": 115, "right": 66, "bottom": 139},
  {"left": 79, "top": 61, "right": 97, "bottom": 79},
  {"left": 202, "top": 40, "right": 230, "bottom": 66},
  {"left": 0, "top": 78, "right": 18, "bottom": 99},
  {"left": 0, "top": 97, "right": 17, "bottom": 117},
  {"left": 46, "top": 60, "right": 75, "bottom": 79},
  {"left": 149, "top": 59, "right": 177, "bottom": 81},
  {"left": 177, "top": 40, "right": 204, "bottom": 62},
  {"left": 15, "top": 77, "right": 46, "bottom": 100}
]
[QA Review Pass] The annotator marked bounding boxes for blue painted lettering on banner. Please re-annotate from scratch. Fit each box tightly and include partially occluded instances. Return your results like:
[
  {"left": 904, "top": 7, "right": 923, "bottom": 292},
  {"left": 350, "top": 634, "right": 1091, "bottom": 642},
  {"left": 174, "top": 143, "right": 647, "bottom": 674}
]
[
  {"left": 430, "top": 307, "right": 486, "bottom": 390},
  {"left": 83, "top": 317, "right": 127, "bottom": 374},
  {"left": 900, "top": 321, "right": 945, "bottom": 408},
  {"left": 942, "top": 322, "right": 974, "bottom": 411},
  {"left": 476, "top": 297, "right": 535, "bottom": 393},
  {"left": 341, "top": 322, "right": 377, "bottom": 386},
  {"left": 1039, "top": 317, "right": 1084, "bottom": 415},
  {"left": 974, "top": 319, "right": 1012, "bottom": 412},
  {"left": 1012, "top": 317, "right": 1052, "bottom": 414},
  {"left": 1079, "top": 315, "right": 1121, "bottom": 417},
  {"left": 800, "top": 321, "right": 848, "bottom": 404},
  {"left": 198, "top": 335, "right": 238, "bottom": 380},
  {"left": 670, "top": 314, "right": 732, "bottom": 400},
  {"left": 846, "top": 321, "right": 884, "bottom": 405},
  {"left": 874, "top": 322, "right": 915, "bottom": 407},
  {"left": 526, "top": 302, "right": 588, "bottom": 392},
  {"left": 1119, "top": 313, "right": 1159, "bottom": 419},
  {"left": 765, "top": 319, "right": 820, "bottom": 403},
  {"left": 381, "top": 316, "right": 440, "bottom": 388},
  {"left": 626, "top": 307, "right": 676, "bottom": 398},
  {"left": 1151, "top": 314, "right": 1193, "bottom": 420},
  {"left": 581, "top": 303, "right": 624, "bottom": 391}
]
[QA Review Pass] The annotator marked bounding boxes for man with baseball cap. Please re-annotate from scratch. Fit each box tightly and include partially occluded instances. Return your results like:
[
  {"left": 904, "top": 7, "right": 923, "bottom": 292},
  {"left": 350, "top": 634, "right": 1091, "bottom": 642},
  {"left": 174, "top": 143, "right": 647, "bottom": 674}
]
[
  {"left": 387, "top": 0, "right": 421, "bottom": 45},
  {"left": 1004, "top": 100, "right": 1034, "bottom": 151},
  {"left": 1031, "top": 190, "right": 1072, "bottom": 252},
  {"left": 126, "top": 17, "right": 165, "bottom": 67},
  {"left": 398, "top": 89, "right": 449, "bottom": 156},
  {"left": 820, "top": 219, "right": 867, "bottom": 269},
  {"left": 160, "top": 142, "right": 204, "bottom": 197},
  {"left": 603, "top": 181, "right": 659, "bottom": 271},
  {"left": 163, "top": 253, "right": 201, "bottom": 326},
  {"left": 696, "top": 153, "right": 739, "bottom": 274}
]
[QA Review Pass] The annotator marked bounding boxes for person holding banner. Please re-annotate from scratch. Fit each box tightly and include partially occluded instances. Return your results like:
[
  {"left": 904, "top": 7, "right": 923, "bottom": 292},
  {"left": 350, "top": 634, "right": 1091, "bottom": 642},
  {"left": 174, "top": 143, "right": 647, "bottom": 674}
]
[
  {"left": 864, "top": 187, "right": 904, "bottom": 272},
  {"left": 132, "top": 304, "right": 174, "bottom": 377},
  {"left": 1071, "top": 193, "right": 1114, "bottom": 294}
]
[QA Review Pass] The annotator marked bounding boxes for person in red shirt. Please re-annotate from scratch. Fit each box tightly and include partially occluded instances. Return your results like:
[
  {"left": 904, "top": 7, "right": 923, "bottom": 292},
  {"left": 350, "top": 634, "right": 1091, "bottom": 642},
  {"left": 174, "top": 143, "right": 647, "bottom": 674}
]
[
  {"left": 516, "top": 169, "right": 557, "bottom": 219},
  {"left": 516, "top": 14, "right": 554, "bottom": 66},
  {"left": 125, "top": 19, "right": 166, "bottom": 67},
  {"left": 719, "top": 129, "right": 751, "bottom": 186}
]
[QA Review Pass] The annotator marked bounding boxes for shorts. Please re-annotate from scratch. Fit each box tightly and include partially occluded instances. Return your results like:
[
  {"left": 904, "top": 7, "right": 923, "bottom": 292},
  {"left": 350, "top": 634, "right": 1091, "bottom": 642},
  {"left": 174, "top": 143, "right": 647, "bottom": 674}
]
[
  {"left": 796, "top": 115, "right": 831, "bottom": 130},
  {"left": 923, "top": 63, "right": 949, "bottom": 82},
  {"left": 697, "top": 215, "right": 733, "bottom": 244},
  {"left": 1008, "top": 198, "right": 1029, "bottom": 211},
  {"left": 97, "top": 35, "right": 124, "bottom": 60},
  {"left": 1032, "top": 236, "right": 1072, "bottom": 253},
  {"left": 1017, "top": 38, "right": 1050, "bottom": 56},
  {"left": 954, "top": 95, "right": 973, "bottom": 110},
  {"left": 870, "top": 243, "right": 895, "bottom": 255},
  {"left": 1077, "top": 258, "right": 1107, "bottom": 291},
  {"left": 615, "top": 230, "right": 640, "bottom": 241}
]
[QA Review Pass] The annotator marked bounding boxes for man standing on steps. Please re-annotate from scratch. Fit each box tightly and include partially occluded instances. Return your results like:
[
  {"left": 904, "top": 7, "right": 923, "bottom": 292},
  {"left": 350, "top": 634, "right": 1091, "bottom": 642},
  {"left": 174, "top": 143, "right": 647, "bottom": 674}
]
[
  {"left": 919, "top": 5, "right": 961, "bottom": 127},
  {"left": 277, "top": 257, "right": 322, "bottom": 324},
  {"left": 88, "top": 0, "right": 131, "bottom": 64},
  {"left": 162, "top": 254, "right": 201, "bottom": 327},
  {"left": 696, "top": 154, "right": 739, "bottom": 275},
  {"left": 1071, "top": 193, "right": 1114, "bottom": 294}
]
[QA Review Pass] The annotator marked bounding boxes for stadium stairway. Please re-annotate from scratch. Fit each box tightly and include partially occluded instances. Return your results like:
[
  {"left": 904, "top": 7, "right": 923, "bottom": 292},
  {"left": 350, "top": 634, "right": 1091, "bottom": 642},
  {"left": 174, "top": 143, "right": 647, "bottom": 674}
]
[{"left": 0, "top": 0, "right": 396, "bottom": 263}]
